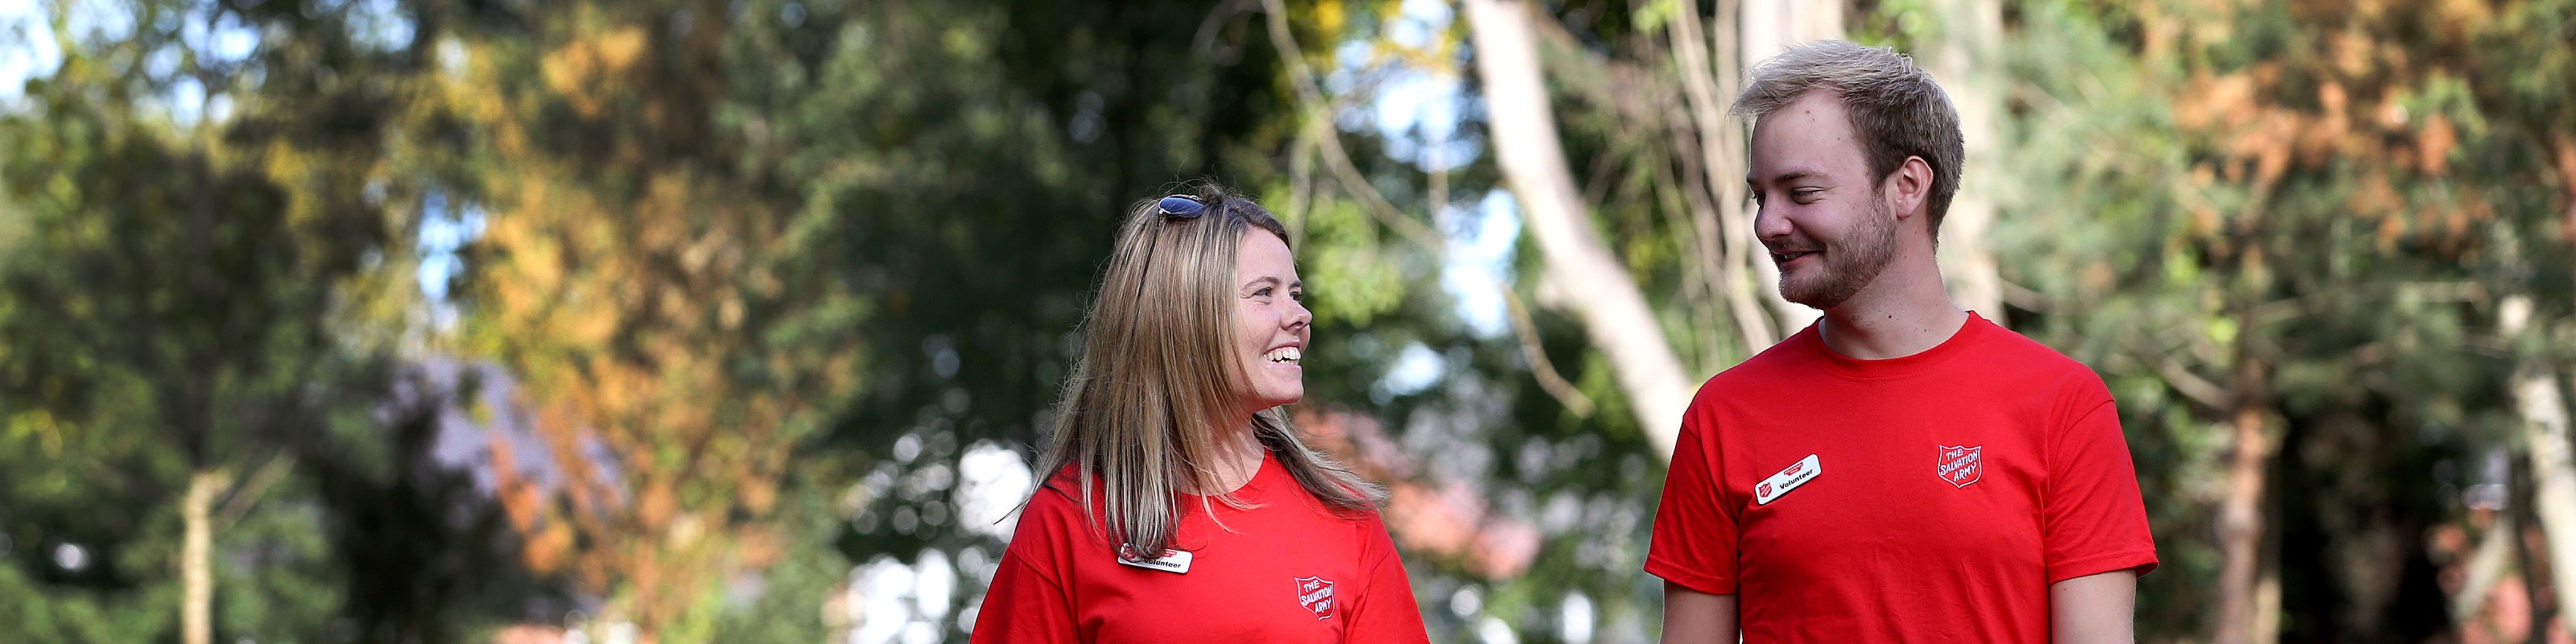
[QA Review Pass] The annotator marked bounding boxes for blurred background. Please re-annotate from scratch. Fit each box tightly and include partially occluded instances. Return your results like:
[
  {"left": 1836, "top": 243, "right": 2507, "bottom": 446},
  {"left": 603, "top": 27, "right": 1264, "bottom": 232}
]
[{"left": 0, "top": 0, "right": 2571, "bottom": 642}]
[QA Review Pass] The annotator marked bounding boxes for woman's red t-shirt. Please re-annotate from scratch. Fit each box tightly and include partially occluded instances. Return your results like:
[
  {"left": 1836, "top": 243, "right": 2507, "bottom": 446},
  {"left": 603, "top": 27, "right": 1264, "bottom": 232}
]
[{"left": 972, "top": 452, "right": 1428, "bottom": 643}]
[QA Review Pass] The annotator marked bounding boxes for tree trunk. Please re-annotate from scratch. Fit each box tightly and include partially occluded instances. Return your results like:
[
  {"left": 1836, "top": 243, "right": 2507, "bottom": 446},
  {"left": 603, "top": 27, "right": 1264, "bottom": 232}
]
[
  {"left": 1668, "top": 0, "right": 1776, "bottom": 355},
  {"left": 2515, "top": 456, "right": 2557, "bottom": 644},
  {"left": 2503, "top": 294, "right": 2576, "bottom": 639},
  {"left": 1920, "top": 0, "right": 2007, "bottom": 320},
  {"left": 1737, "top": 0, "right": 1844, "bottom": 65},
  {"left": 2452, "top": 460, "right": 2517, "bottom": 622},
  {"left": 1734, "top": 0, "right": 1843, "bottom": 336},
  {"left": 1464, "top": 0, "right": 1695, "bottom": 459},
  {"left": 183, "top": 468, "right": 232, "bottom": 644},
  {"left": 2213, "top": 348, "right": 2273, "bottom": 644}
]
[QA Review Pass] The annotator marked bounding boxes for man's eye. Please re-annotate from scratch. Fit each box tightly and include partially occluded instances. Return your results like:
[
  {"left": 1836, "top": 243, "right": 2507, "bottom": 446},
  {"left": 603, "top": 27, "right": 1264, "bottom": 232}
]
[{"left": 1793, "top": 188, "right": 1824, "bottom": 202}]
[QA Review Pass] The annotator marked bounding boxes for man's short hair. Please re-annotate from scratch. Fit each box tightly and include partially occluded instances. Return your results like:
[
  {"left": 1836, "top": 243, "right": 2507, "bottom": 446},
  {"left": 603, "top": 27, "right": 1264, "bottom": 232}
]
[{"left": 1734, "top": 39, "right": 1965, "bottom": 237}]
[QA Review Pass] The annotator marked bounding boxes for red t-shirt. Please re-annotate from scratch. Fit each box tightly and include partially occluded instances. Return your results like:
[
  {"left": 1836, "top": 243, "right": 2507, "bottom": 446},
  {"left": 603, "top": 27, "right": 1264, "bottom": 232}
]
[
  {"left": 972, "top": 450, "right": 1429, "bottom": 643},
  {"left": 1646, "top": 313, "right": 2157, "bottom": 642}
]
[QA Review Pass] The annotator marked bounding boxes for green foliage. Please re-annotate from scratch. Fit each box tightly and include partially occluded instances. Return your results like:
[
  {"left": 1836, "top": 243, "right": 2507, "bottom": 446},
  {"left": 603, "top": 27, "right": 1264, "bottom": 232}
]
[
  {"left": 1999, "top": 0, "right": 2576, "bottom": 638},
  {"left": 4, "top": 0, "right": 2571, "bottom": 641},
  {"left": 0, "top": 0, "right": 555, "bottom": 640},
  {"left": 1302, "top": 196, "right": 1410, "bottom": 326}
]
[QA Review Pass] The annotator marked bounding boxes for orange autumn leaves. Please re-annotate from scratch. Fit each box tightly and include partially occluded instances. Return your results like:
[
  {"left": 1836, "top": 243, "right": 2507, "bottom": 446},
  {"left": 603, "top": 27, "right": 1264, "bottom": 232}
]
[
  {"left": 440, "top": 11, "right": 861, "bottom": 634},
  {"left": 2159, "top": 0, "right": 2522, "bottom": 255}
]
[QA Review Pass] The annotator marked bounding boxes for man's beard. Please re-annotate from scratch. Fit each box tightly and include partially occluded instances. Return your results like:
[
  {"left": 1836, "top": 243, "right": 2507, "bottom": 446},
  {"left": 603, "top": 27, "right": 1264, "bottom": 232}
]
[{"left": 1780, "top": 198, "right": 1898, "bottom": 309}]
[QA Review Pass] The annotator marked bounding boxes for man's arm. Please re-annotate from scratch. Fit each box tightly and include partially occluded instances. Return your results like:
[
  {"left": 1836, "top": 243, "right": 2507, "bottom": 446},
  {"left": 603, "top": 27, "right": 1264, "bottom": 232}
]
[
  {"left": 2050, "top": 569, "right": 2140, "bottom": 644},
  {"left": 1658, "top": 582, "right": 1739, "bottom": 644}
]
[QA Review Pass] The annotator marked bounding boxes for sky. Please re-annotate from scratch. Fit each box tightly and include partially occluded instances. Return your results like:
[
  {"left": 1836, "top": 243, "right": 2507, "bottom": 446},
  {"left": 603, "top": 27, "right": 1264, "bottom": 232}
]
[{"left": 0, "top": 1, "right": 64, "bottom": 105}]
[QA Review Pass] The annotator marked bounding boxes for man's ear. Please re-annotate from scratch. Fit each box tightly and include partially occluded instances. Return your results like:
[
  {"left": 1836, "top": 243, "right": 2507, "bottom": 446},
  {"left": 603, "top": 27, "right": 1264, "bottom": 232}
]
[{"left": 1887, "top": 155, "right": 1934, "bottom": 221}]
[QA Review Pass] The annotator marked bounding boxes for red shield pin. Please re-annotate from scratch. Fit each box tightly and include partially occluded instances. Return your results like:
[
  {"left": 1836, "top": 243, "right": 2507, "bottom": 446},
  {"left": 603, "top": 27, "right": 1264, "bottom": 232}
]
[
  {"left": 1937, "top": 445, "right": 1983, "bottom": 488},
  {"left": 1294, "top": 576, "right": 1335, "bottom": 619}
]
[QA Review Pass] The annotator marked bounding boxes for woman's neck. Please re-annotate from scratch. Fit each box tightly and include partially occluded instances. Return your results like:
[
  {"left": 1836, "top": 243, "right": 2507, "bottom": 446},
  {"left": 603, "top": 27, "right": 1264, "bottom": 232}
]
[{"left": 1187, "top": 417, "right": 1269, "bottom": 495}]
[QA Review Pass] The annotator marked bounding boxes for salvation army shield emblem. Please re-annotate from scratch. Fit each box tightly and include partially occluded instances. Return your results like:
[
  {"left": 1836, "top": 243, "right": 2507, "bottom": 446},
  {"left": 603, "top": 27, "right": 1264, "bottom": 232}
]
[
  {"left": 1937, "top": 445, "right": 1984, "bottom": 488},
  {"left": 1294, "top": 576, "right": 1335, "bottom": 619}
]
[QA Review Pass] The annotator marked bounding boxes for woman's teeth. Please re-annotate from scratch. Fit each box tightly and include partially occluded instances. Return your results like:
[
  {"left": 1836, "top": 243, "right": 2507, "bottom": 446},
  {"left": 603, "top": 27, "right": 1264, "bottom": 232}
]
[{"left": 1264, "top": 347, "right": 1302, "bottom": 365}]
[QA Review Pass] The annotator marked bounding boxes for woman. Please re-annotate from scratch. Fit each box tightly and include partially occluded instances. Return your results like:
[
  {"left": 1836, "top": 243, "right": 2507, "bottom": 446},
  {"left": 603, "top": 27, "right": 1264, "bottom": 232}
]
[{"left": 971, "top": 184, "right": 1428, "bottom": 642}]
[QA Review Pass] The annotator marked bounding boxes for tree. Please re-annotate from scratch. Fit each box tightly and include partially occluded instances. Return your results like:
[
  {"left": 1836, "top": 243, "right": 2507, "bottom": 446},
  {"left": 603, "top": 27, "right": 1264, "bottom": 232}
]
[
  {"left": 2, "top": 1, "right": 561, "bottom": 642},
  {"left": 1457, "top": 0, "right": 1857, "bottom": 460},
  {"left": 1999, "top": 0, "right": 2574, "bottom": 639},
  {"left": 402, "top": 0, "right": 1365, "bottom": 638},
  {"left": 1463, "top": 0, "right": 1695, "bottom": 458},
  {"left": 1451, "top": 0, "right": 2576, "bottom": 641}
]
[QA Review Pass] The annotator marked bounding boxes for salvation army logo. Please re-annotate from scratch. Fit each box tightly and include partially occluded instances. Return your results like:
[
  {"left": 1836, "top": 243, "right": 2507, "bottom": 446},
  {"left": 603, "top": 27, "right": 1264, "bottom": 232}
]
[
  {"left": 1756, "top": 481, "right": 1775, "bottom": 499},
  {"left": 1294, "top": 576, "right": 1335, "bottom": 619},
  {"left": 1937, "top": 445, "right": 1984, "bottom": 488}
]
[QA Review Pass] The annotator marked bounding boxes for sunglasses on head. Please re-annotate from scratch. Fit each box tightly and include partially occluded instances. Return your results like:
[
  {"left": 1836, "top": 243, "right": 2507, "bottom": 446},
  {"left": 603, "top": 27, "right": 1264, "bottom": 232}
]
[{"left": 1157, "top": 195, "right": 1208, "bottom": 219}]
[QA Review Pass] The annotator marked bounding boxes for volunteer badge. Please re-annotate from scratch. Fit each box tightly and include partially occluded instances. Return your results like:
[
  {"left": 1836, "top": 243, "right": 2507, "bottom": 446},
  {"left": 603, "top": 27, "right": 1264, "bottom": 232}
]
[
  {"left": 1116, "top": 545, "right": 1192, "bottom": 574},
  {"left": 1295, "top": 576, "right": 1335, "bottom": 619},
  {"left": 1753, "top": 454, "right": 1821, "bottom": 505},
  {"left": 1937, "top": 445, "right": 1983, "bottom": 488}
]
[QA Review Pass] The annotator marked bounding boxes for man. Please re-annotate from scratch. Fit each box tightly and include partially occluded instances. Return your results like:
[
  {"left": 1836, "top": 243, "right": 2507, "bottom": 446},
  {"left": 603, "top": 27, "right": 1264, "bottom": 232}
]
[{"left": 1646, "top": 40, "right": 2157, "bottom": 643}]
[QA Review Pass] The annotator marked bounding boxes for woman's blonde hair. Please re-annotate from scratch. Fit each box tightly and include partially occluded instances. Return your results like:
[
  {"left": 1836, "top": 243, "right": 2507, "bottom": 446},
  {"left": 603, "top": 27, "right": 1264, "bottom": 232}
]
[{"left": 1031, "top": 181, "right": 1382, "bottom": 558}]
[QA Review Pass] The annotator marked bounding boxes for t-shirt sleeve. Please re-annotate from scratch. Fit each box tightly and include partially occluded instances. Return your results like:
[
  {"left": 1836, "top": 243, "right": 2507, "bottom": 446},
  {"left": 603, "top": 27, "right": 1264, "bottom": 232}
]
[
  {"left": 1344, "top": 512, "right": 1431, "bottom": 643},
  {"left": 1645, "top": 409, "right": 1740, "bottom": 595},
  {"left": 970, "top": 489, "right": 1084, "bottom": 643},
  {"left": 2042, "top": 398, "right": 2160, "bottom": 584}
]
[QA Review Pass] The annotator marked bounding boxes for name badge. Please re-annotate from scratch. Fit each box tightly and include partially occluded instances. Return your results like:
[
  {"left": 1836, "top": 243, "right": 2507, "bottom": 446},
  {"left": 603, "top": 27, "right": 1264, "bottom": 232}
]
[
  {"left": 1117, "top": 546, "right": 1192, "bottom": 574},
  {"left": 1754, "top": 454, "right": 1821, "bottom": 506}
]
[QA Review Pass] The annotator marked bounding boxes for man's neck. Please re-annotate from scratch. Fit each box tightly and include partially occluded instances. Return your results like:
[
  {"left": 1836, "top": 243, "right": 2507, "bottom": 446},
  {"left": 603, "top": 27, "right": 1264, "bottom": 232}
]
[{"left": 1816, "top": 258, "right": 1970, "bottom": 360}]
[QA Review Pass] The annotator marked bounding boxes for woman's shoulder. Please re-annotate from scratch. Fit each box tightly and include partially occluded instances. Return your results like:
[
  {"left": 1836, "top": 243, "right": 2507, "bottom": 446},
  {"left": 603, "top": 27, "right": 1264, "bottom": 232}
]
[
  {"left": 1023, "top": 464, "right": 1098, "bottom": 515},
  {"left": 1336, "top": 495, "right": 1392, "bottom": 536},
  {"left": 1002, "top": 465, "right": 1109, "bottom": 555}
]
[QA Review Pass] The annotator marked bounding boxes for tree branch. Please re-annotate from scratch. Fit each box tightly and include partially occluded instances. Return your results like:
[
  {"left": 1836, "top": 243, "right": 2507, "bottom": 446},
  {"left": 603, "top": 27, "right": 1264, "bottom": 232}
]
[
  {"left": 1504, "top": 285, "right": 1596, "bottom": 418},
  {"left": 1259, "top": 0, "right": 1446, "bottom": 253},
  {"left": 1669, "top": 0, "right": 1777, "bottom": 354},
  {"left": 2122, "top": 328, "right": 2234, "bottom": 411},
  {"left": 1467, "top": 0, "right": 1695, "bottom": 458}
]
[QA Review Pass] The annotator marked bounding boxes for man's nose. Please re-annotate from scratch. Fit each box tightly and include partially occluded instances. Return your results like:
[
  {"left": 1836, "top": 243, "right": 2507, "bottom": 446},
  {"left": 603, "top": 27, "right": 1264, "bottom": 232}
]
[{"left": 1752, "top": 200, "right": 1792, "bottom": 242}]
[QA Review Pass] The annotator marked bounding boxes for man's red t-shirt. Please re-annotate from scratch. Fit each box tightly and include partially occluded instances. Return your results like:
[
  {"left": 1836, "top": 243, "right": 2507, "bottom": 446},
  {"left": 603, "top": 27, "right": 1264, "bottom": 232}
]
[
  {"left": 1646, "top": 312, "right": 2157, "bottom": 642},
  {"left": 972, "top": 450, "right": 1428, "bottom": 643}
]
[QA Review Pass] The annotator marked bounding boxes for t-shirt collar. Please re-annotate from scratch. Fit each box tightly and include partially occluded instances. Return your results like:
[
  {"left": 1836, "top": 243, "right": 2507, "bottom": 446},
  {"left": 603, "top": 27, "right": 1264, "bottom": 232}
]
[
  {"left": 1187, "top": 448, "right": 1279, "bottom": 500},
  {"left": 1801, "top": 311, "right": 1992, "bottom": 381}
]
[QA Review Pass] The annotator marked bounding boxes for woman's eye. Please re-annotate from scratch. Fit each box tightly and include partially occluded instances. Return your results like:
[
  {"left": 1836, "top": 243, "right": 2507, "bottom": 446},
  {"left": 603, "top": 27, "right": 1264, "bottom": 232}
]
[
  {"left": 1253, "top": 287, "right": 1273, "bottom": 298},
  {"left": 1289, "top": 291, "right": 1302, "bottom": 302}
]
